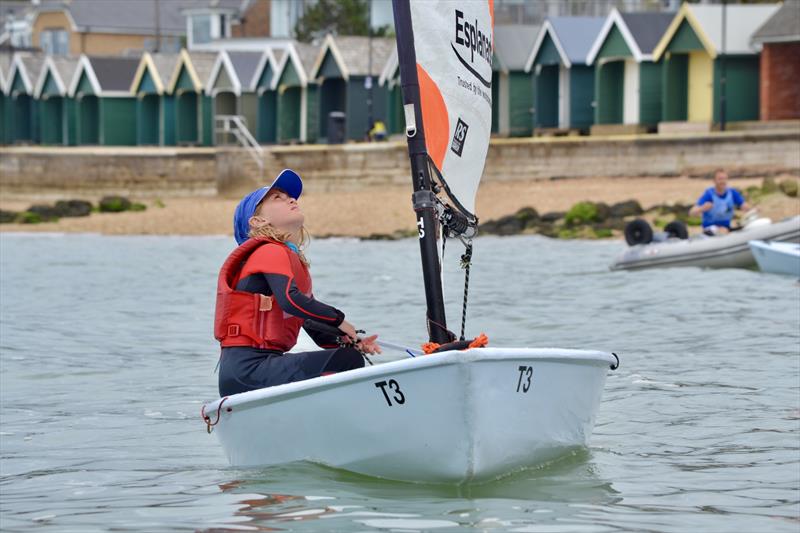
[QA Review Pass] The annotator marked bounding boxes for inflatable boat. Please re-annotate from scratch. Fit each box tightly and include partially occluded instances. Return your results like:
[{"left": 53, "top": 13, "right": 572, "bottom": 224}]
[{"left": 611, "top": 216, "right": 800, "bottom": 271}]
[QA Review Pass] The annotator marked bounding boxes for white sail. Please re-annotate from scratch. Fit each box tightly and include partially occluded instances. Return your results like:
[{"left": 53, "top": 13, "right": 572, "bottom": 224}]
[{"left": 408, "top": 0, "right": 493, "bottom": 217}]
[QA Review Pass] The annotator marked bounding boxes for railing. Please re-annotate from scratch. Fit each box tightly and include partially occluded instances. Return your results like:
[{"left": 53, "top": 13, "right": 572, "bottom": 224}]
[{"left": 215, "top": 115, "right": 263, "bottom": 178}]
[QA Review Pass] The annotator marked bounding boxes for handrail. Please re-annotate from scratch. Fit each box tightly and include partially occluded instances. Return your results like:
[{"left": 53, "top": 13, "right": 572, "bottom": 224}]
[{"left": 215, "top": 114, "right": 263, "bottom": 178}]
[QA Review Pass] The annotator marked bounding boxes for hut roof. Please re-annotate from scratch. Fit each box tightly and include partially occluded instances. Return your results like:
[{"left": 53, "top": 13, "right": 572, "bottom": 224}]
[
  {"left": 309, "top": 35, "right": 395, "bottom": 79},
  {"left": 131, "top": 53, "right": 181, "bottom": 94},
  {"left": 69, "top": 55, "right": 139, "bottom": 96},
  {"left": 8, "top": 53, "right": 46, "bottom": 94},
  {"left": 249, "top": 47, "right": 283, "bottom": 91},
  {"left": 587, "top": 9, "right": 674, "bottom": 64},
  {"left": 653, "top": 3, "right": 781, "bottom": 60},
  {"left": 752, "top": 2, "right": 800, "bottom": 45},
  {"left": 273, "top": 41, "right": 321, "bottom": 88},
  {"left": 494, "top": 25, "right": 539, "bottom": 72},
  {"left": 34, "top": 55, "right": 80, "bottom": 97},
  {"left": 205, "top": 50, "right": 261, "bottom": 94},
  {"left": 524, "top": 16, "right": 604, "bottom": 71}
]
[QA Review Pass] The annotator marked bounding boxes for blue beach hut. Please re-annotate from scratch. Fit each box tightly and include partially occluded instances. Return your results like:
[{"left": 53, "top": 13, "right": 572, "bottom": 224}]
[{"left": 524, "top": 17, "right": 604, "bottom": 132}]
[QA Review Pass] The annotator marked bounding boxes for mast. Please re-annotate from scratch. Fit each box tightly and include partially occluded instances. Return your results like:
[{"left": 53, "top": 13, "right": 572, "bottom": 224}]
[{"left": 391, "top": 0, "right": 451, "bottom": 344}]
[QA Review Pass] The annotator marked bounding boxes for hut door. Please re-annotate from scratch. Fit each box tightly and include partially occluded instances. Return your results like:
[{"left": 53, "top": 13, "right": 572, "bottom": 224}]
[
  {"left": 78, "top": 95, "right": 99, "bottom": 145},
  {"left": 535, "top": 65, "right": 558, "bottom": 128},
  {"left": 623, "top": 60, "right": 639, "bottom": 124},
  {"left": 138, "top": 94, "right": 160, "bottom": 145},
  {"left": 278, "top": 87, "right": 301, "bottom": 143},
  {"left": 41, "top": 96, "right": 64, "bottom": 145},
  {"left": 12, "top": 94, "right": 32, "bottom": 143},
  {"left": 177, "top": 91, "right": 199, "bottom": 145},
  {"left": 688, "top": 51, "right": 712, "bottom": 122},
  {"left": 319, "top": 78, "right": 346, "bottom": 140}
]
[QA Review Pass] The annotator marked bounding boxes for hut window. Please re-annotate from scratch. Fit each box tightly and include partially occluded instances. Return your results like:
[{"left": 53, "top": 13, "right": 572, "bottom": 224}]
[
  {"left": 41, "top": 28, "right": 69, "bottom": 55},
  {"left": 191, "top": 15, "right": 212, "bottom": 45}
]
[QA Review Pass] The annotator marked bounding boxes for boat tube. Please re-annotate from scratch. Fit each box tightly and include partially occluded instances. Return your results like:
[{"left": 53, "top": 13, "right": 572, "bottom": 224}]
[{"left": 611, "top": 216, "right": 800, "bottom": 271}]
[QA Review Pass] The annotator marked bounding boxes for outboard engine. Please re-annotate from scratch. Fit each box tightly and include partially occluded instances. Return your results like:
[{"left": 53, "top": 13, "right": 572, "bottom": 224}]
[{"left": 624, "top": 219, "right": 653, "bottom": 246}]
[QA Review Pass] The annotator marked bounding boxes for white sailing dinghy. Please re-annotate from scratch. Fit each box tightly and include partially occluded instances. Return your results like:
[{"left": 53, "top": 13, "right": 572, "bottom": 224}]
[
  {"left": 201, "top": 0, "right": 617, "bottom": 483},
  {"left": 749, "top": 240, "right": 800, "bottom": 277}
]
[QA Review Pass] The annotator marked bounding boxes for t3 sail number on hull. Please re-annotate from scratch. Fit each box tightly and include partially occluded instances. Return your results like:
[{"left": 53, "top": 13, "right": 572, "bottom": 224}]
[
  {"left": 516, "top": 365, "right": 533, "bottom": 393},
  {"left": 375, "top": 379, "right": 405, "bottom": 406}
]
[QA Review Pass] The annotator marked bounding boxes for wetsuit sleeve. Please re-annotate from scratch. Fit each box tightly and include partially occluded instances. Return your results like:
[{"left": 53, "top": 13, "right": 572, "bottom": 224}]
[{"left": 263, "top": 273, "right": 345, "bottom": 325}]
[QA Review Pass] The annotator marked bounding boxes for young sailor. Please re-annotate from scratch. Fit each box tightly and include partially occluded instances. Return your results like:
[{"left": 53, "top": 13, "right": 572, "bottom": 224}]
[
  {"left": 689, "top": 169, "right": 751, "bottom": 234},
  {"left": 214, "top": 169, "right": 380, "bottom": 397}
]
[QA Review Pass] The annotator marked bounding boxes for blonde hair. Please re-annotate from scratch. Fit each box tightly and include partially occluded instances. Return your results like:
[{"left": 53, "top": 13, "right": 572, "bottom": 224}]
[{"left": 249, "top": 223, "right": 311, "bottom": 266}]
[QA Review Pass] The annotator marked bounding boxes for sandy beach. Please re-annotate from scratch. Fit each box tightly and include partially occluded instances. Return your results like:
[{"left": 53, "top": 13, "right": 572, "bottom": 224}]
[{"left": 1, "top": 175, "right": 797, "bottom": 237}]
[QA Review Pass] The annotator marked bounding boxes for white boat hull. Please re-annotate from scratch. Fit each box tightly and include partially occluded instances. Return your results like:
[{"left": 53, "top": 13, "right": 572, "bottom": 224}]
[
  {"left": 611, "top": 216, "right": 800, "bottom": 271},
  {"left": 749, "top": 240, "right": 800, "bottom": 277},
  {"left": 202, "top": 348, "right": 617, "bottom": 483}
]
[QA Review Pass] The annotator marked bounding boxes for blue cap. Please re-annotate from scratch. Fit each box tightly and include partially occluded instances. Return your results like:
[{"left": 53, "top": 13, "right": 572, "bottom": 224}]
[{"left": 233, "top": 169, "right": 303, "bottom": 245}]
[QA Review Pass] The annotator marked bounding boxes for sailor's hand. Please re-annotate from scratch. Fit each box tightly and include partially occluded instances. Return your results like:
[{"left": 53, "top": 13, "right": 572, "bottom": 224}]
[
  {"left": 339, "top": 320, "right": 358, "bottom": 343},
  {"left": 357, "top": 335, "right": 382, "bottom": 355}
]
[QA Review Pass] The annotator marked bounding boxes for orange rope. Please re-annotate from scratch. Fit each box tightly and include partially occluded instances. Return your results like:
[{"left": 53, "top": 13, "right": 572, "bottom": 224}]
[{"left": 468, "top": 333, "right": 489, "bottom": 348}]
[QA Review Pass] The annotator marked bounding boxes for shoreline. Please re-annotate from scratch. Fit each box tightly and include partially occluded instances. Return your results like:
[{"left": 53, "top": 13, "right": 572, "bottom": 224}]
[{"left": 1, "top": 175, "right": 797, "bottom": 238}]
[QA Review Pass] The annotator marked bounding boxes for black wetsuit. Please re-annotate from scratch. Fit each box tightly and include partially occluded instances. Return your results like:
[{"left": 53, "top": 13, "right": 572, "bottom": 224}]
[{"left": 218, "top": 271, "right": 364, "bottom": 397}]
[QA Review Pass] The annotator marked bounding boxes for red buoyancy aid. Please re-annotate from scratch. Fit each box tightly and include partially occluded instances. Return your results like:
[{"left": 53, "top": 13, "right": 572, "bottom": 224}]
[{"left": 214, "top": 238, "right": 312, "bottom": 352}]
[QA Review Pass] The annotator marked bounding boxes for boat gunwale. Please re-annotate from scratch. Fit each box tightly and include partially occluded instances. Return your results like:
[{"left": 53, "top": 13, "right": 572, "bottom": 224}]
[{"left": 202, "top": 348, "right": 617, "bottom": 413}]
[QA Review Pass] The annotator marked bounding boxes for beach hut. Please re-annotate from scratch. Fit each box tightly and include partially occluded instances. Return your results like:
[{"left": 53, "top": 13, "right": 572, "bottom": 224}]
[
  {"left": 167, "top": 50, "right": 216, "bottom": 146},
  {"left": 206, "top": 50, "right": 262, "bottom": 144},
  {"left": 586, "top": 9, "right": 673, "bottom": 132},
  {"left": 272, "top": 41, "right": 321, "bottom": 144},
  {"left": 249, "top": 47, "right": 284, "bottom": 144},
  {"left": 68, "top": 55, "right": 139, "bottom": 145},
  {"left": 524, "top": 17, "right": 604, "bottom": 132},
  {"left": 377, "top": 47, "right": 404, "bottom": 136},
  {"left": 308, "top": 34, "right": 393, "bottom": 142},
  {"left": 34, "top": 56, "right": 80, "bottom": 145},
  {"left": 130, "top": 53, "right": 181, "bottom": 146},
  {"left": 751, "top": 2, "right": 800, "bottom": 121},
  {"left": 493, "top": 25, "right": 539, "bottom": 137},
  {"left": 6, "top": 54, "right": 45, "bottom": 144},
  {"left": 652, "top": 3, "right": 780, "bottom": 126},
  {"left": 0, "top": 62, "right": 7, "bottom": 144}
]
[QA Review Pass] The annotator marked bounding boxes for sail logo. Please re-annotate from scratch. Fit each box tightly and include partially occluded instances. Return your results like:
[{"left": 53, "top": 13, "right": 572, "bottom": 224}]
[
  {"left": 450, "top": 118, "right": 469, "bottom": 157},
  {"left": 453, "top": 9, "right": 492, "bottom": 88}
]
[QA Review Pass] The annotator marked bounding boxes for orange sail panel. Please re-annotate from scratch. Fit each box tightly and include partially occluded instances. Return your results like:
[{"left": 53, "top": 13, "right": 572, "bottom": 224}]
[{"left": 409, "top": 0, "right": 494, "bottom": 216}]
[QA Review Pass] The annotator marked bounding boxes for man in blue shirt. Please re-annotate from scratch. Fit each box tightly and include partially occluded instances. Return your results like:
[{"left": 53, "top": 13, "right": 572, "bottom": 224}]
[{"left": 689, "top": 169, "right": 751, "bottom": 234}]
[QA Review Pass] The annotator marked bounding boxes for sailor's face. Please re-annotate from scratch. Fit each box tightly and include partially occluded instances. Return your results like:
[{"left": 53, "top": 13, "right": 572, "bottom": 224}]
[
  {"left": 714, "top": 172, "right": 728, "bottom": 191},
  {"left": 252, "top": 188, "right": 304, "bottom": 231}
]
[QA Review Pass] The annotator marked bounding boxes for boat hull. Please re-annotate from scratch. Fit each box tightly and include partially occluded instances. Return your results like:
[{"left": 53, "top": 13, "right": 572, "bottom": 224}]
[
  {"left": 202, "top": 348, "right": 617, "bottom": 483},
  {"left": 749, "top": 240, "right": 800, "bottom": 276},
  {"left": 611, "top": 216, "right": 800, "bottom": 271}
]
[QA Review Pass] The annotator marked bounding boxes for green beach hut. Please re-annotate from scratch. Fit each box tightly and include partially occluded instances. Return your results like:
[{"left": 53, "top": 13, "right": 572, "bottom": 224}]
[
  {"left": 272, "top": 41, "right": 321, "bottom": 144},
  {"left": 0, "top": 61, "right": 7, "bottom": 144},
  {"left": 586, "top": 9, "right": 673, "bottom": 133},
  {"left": 167, "top": 50, "right": 216, "bottom": 146},
  {"left": 7, "top": 53, "right": 45, "bottom": 144},
  {"left": 493, "top": 25, "right": 539, "bottom": 137},
  {"left": 652, "top": 2, "right": 780, "bottom": 127},
  {"left": 378, "top": 47, "right": 404, "bottom": 137},
  {"left": 68, "top": 55, "right": 139, "bottom": 146},
  {"left": 524, "top": 17, "right": 605, "bottom": 133},
  {"left": 34, "top": 56, "right": 80, "bottom": 145},
  {"left": 249, "top": 47, "right": 284, "bottom": 144},
  {"left": 206, "top": 50, "right": 262, "bottom": 145},
  {"left": 130, "top": 53, "right": 181, "bottom": 146},
  {"left": 308, "top": 34, "right": 393, "bottom": 142}
]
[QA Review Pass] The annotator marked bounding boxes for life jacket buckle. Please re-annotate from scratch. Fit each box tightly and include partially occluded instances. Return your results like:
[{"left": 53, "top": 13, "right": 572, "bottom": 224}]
[{"left": 227, "top": 324, "right": 240, "bottom": 336}]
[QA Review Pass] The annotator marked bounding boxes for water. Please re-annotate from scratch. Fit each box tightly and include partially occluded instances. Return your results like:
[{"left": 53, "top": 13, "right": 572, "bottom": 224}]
[{"left": 1, "top": 233, "right": 798, "bottom": 532}]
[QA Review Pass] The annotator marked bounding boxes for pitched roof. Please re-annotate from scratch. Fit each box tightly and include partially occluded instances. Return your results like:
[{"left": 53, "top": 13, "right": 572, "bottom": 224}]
[
  {"left": 165, "top": 49, "right": 217, "bottom": 92},
  {"left": 8, "top": 53, "right": 46, "bottom": 94},
  {"left": 33, "top": 0, "right": 247, "bottom": 36},
  {"left": 309, "top": 35, "right": 395, "bottom": 79},
  {"left": 205, "top": 50, "right": 261, "bottom": 94},
  {"left": 131, "top": 53, "right": 181, "bottom": 94},
  {"left": 69, "top": 55, "right": 139, "bottom": 95},
  {"left": 586, "top": 9, "right": 673, "bottom": 64},
  {"left": 494, "top": 25, "right": 540, "bottom": 72},
  {"left": 752, "top": 2, "right": 800, "bottom": 44},
  {"left": 227, "top": 51, "right": 262, "bottom": 87},
  {"left": 34, "top": 55, "right": 80, "bottom": 97},
  {"left": 273, "top": 41, "right": 321, "bottom": 88},
  {"left": 524, "top": 16, "right": 604, "bottom": 70},
  {"left": 249, "top": 47, "right": 283, "bottom": 91},
  {"left": 653, "top": 3, "right": 781, "bottom": 60}
]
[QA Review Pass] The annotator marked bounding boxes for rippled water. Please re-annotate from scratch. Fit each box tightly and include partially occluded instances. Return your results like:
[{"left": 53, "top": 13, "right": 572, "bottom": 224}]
[{"left": 1, "top": 233, "right": 798, "bottom": 532}]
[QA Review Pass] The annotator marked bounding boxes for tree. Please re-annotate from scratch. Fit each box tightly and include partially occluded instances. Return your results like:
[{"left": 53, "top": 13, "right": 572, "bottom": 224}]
[{"left": 294, "top": 0, "right": 390, "bottom": 42}]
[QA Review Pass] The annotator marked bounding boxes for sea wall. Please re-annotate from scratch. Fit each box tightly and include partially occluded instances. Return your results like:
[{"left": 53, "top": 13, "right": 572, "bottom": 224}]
[{"left": 2, "top": 130, "right": 798, "bottom": 198}]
